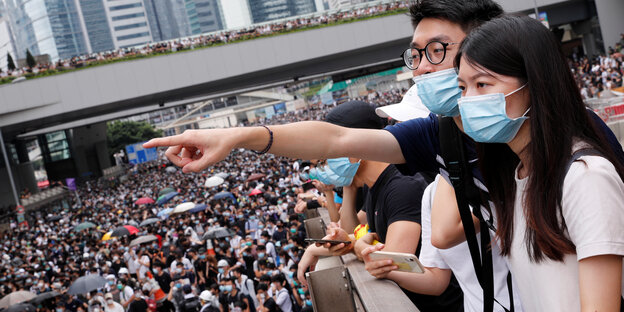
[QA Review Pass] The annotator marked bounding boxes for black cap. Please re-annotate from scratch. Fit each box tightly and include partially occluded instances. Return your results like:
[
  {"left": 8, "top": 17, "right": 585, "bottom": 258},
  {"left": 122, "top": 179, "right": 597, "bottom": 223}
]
[{"left": 325, "top": 100, "right": 387, "bottom": 130}]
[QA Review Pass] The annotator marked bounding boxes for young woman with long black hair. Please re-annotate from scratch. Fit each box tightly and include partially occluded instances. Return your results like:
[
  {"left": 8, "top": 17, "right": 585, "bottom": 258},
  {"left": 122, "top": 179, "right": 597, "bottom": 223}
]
[{"left": 450, "top": 15, "right": 624, "bottom": 311}]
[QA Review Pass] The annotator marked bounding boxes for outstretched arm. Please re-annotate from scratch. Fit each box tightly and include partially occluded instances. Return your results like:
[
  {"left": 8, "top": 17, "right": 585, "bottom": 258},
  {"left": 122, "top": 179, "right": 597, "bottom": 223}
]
[{"left": 144, "top": 122, "right": 404, "bottom": 172}]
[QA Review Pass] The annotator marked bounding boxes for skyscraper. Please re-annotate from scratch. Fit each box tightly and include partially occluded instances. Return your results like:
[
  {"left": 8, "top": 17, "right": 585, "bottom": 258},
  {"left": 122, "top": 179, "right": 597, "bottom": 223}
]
[
  {"left": 3, "top": 0, "right": 89, "bottom": 60},
  {"left": 247, "top": 0, "right": 317, "bottom": 24},
  {"left": 0, "top": 17, "right": 17, "bottom": 71},
  {"left": 103, "top": 0, "right": 153, "bottom": 49},
  {"left": 219, "top": 0, "right": 252, "bottom": 30},
  {"left": 78, "top": 0, "right": 115, "bottom": 53},
  {"left": 185, "top": 0, "right": 223, "bottom": 35},
  {"left": 143, "top": 0, "right": 192, "bottom": 42}
]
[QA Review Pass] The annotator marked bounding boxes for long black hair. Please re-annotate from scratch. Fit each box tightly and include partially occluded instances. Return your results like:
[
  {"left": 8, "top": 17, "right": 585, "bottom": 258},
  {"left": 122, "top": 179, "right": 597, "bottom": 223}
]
[{"left": 455, "top": 15, "right": 624, "bottom": 262}]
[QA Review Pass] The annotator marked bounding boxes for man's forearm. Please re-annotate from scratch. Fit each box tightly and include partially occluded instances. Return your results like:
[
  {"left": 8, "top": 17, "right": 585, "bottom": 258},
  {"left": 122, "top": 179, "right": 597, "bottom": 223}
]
[{"left": 234, "top": 122, "right": 404, "bottom": 163}]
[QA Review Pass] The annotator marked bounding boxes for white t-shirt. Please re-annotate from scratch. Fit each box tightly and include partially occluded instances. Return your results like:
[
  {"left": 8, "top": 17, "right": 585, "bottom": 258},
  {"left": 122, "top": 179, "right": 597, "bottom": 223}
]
[
  {"left": 419, "top": 176, "right": 523, "bottom": 312},
  {"left": 508, "top": 155, "right": 624, "bottom": 311},
  {"left": 138, "top": 255, "right": 150, "bottom": 279}
]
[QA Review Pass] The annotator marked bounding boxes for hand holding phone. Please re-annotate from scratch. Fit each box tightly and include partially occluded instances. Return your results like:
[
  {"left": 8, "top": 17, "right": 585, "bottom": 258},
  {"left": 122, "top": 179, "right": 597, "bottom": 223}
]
[
  {"left": 304, "top": 238, "right": 351, "bottom": 246},
  {"left": 368, "top": 251, "right": 424, "bottom": 273}
]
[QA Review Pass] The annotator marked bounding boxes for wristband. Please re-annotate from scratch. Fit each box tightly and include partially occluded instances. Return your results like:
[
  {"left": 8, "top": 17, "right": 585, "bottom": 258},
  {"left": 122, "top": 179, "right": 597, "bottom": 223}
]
[{"left": 254, "top": 125, "right": 273, "bottom": 155}]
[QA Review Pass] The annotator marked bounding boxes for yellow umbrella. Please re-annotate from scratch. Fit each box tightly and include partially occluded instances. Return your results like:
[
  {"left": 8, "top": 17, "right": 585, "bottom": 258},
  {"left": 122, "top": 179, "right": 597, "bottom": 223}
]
[{"left": 101, "top": 231, "right": 113, "bottom": 241}]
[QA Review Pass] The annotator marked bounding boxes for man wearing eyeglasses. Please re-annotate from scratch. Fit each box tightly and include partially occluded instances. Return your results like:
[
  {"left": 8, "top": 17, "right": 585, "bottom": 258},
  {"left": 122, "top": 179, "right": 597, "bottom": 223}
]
[{"left": 145, "top": 0, "right": 500, "bottom": 173}]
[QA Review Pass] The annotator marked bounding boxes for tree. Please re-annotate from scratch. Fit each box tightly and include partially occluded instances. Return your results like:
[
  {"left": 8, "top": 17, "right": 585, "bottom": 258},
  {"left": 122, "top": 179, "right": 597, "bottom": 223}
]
[
  {"left": 106, "top": 121, "right": 163, "bottom": 158},
  {"left": 25, "top": 49, "right": 36, "bottom": 68},
  {"left": 7, "top": 53, "right": 15, "bottom": 71}
]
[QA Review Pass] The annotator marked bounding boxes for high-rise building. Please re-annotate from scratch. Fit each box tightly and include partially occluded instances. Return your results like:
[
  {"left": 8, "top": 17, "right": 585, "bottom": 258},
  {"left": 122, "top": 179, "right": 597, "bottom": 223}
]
[
  {"left": 327, "top": 0, "right": 368, "bottom": 10},
  {"left": 78, "top": 0, "right": 115, "bottom": 53},
  {"left": 3, "top": 0, "right": 90, "bottom": 60},
  {"left": 247, "top": 0, "right": 317, "bottom": 24},
  {"left": 0, "top": 17, "right": 17, "bottom": 71},
  {"left": 219, "top": 0, "right": 252, "bottom": 30},
  {"left": 185, "top": 0, "right": 223, "bottom": 35},
  {"left": 103, "top": 0, "right": 152, "bottom": 49},
  {"left": 143, "top": 0, "right": 191, "bottom": 42}
]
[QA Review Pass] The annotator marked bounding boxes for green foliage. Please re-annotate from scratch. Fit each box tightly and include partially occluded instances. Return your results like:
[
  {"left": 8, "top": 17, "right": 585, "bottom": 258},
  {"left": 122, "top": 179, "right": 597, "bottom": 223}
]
[
  {"left": 26, "top": 49, "right": 36, "bottom": 68},
  {"left": 7, "top": 53, "right": 16, "bottom": 71},
  {"left": 106, "top": 121, "right": 163, "bottom": 157}
]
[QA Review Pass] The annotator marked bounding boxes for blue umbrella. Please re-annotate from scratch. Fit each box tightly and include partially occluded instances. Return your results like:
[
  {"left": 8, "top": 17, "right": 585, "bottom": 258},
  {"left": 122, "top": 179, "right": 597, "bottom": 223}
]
[
  {"left": 156, "top": 192, "right": 178, "bottom": 205},
  {"left": 157, "top": 208, "right": 173, "bottom": 218},
  {"left": 214, "top": 192, "right": 235, "bottom": 201},
  {"left": 189, "top": 204, "right": 207, "bottom": 213}
]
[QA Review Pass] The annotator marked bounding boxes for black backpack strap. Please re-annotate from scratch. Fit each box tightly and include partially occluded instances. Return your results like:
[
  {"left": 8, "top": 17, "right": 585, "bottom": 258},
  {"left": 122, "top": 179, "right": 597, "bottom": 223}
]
[
  {"left": 565, "top": 148, "right": 603, "bottom": 173},
  {"left": 438, "top": 116, "right": 498, "bottom": 311}
]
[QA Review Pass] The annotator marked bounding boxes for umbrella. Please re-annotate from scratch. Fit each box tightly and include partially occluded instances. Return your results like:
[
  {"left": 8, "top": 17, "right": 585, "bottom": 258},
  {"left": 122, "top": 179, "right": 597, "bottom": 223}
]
[
  {"left": 216, "top": 172, "right": 229, "bottom": 179},
  {"left": 204, "top": 176, "right": 225, "bottom": 188},
  {"left": 29, "top": 291, "right": 61, "bottom": 304},
  {"left": 246, "top": 173, "right": 266, "bottom": 182},
  {"left": 4, "top": 303, "right": 36, "bottom": 312},
  {"left": 129, "top": 235, "right": 158, "bottom": 247},
  {"left": 165, "top": 166, "right": 177, "bottom": 173},
  {"left": 156, "top": 192, "right": 178, "bottom": 205},
  {"left": 249, "top": 189, "right": 263, "bottom": 196},
  {"left": 135, "top": 197, "right": 155, "bottom": 205},
  {"left": 73, "top": 222, "right": 96, "bottom": 231},
  {"left": 189, "top": 204, "right": 207, "bottom": 213},
  {"left": 110, "top": 225, "right": 139, "bottom": 238},
  {"left": 201, "top": 227, "right": 235, "bottom": 240},
  {"left": 157, "top": 208, "right": 173, "bottom": 218},
  {"left": 0, "top": 291, "right": 36, "bottom": 309},
  {"left": 67, "top": 275, "right": 107, "bottom": 295},
  {"left": 213, "top": 192, "right": 234, "bottom": 201},
  {"left": 158, "top": 187, "right": 176, "bottom": 197},
  {"left": 101, "top": 231, "right": 113, "bottom": 241},
  {"left": 172, "top": 202, "right": 195, "bottom": 214},
  {"left": 139, "top": 218, "right": 160, "bottom": 227}
]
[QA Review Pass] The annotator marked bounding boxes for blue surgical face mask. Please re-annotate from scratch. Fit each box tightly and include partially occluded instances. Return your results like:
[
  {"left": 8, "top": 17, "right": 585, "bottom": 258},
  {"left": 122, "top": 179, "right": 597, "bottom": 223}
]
[
  {"left": 258, "top": 252, "right": 265, "bottom": 259},
  {"left": 413, "top": 68, "right": 462, "bottom": 117},
  {"left": 323, "top": 158, "right": 360, "bottom": 187},
  {"left": 458, "top": 84, "right": 529, "bottom": 143},
  {"left": 224, "top": 285, "right": 232, "bottom": 292},
  {"left": 305, "top": 299, "right": 312, "bottom": 306},
  {"left": 218, "top": 268, "right": 225, "bottom": 274}
]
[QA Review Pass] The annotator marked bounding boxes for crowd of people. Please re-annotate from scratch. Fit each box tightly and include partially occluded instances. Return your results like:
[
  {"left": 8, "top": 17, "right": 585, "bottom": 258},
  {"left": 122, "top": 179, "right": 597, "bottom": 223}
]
[
  {"left": 0, "top": 1, "right": 409, "bottom": 83},
  {"left": 570, "top": 37, "right": 624, "bottom": 99},
  {"left": 0, "top": 106, "right": 338, "bottom": 312}
]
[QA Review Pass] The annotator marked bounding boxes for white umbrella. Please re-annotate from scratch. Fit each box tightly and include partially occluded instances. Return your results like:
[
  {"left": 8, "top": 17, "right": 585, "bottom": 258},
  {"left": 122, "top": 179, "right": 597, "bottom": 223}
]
[
  {"left": 172, "top": 202, "right": 195, "bottom": 214},
  {"left": 215, "top": 172, "right": 229, "bottom": 179},
  {"left": 204, "top": 176, "right": 225, "bottom": 188},
  {"left": 0, "top": 291, "right": 36, "bottom": 309},
  {"left": 165, "top": 166, "right": 177, "bottom": 173}
]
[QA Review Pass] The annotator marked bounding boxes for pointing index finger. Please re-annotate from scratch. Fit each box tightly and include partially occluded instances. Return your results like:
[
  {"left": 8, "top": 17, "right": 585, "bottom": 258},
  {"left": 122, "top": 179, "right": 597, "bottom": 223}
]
[{"left": 143, "top": 135, "right": 185, "bottom": 148}]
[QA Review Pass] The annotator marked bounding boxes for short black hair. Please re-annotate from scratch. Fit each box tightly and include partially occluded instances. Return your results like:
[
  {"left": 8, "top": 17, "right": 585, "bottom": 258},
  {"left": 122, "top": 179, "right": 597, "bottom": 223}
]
[{"left": 409, "top": 0, "right": 504, "bottom": 32}]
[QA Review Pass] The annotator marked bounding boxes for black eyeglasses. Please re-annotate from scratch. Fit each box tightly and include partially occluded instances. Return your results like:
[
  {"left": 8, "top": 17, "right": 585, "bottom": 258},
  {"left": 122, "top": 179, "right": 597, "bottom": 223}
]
[{"left": 401, "top": 41, "right": 459, "bottom": 70}]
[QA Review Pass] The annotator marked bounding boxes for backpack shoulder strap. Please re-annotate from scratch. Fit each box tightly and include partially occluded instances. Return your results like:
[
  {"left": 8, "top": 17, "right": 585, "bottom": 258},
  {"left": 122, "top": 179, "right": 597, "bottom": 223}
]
[
  {"left": 438, "top": 116, "right": 496, "bottom": 311},
  {"left": 565, "top": 148, "right": 603, "bottom": 173}
]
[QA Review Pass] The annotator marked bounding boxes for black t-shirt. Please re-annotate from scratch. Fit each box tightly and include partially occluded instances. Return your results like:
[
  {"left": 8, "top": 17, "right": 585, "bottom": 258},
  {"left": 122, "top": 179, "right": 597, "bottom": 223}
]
[
  {"left": 364, "top": 165, "right": 428, "bottom": 243},
  {"left": 128, "top": 299, "right": 148, "bottom": 312},
  {"left": 363, "top": 165, "right": 463, "bottom": 312},
  {"left": 157, "top": 299, "right": 175, "bottom": 312},
  {"left": 155, "top": 271, "right": 172, "bottom": 293}
]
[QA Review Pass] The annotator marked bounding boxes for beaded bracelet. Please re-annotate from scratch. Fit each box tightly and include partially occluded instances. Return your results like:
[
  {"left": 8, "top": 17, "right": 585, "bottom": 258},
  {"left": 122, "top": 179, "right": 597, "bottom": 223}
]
[{"left": 254, "top": 125, "right": 273, "bottom": 155}]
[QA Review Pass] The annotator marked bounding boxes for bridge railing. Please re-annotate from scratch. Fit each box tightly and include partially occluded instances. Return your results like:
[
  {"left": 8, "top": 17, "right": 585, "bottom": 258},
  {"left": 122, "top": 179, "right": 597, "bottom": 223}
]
[
  {"left": 305, "top": 208, "right": 419, "bottom": 312},
  {"left": 20, "top": 186, "right": 68, "bottom": 210}
]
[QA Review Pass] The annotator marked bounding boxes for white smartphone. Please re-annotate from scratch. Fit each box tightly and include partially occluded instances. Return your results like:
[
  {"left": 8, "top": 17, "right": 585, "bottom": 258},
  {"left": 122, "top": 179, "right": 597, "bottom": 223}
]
[{"left": 368, "top": 251, "right": 425, "bottom": 274}]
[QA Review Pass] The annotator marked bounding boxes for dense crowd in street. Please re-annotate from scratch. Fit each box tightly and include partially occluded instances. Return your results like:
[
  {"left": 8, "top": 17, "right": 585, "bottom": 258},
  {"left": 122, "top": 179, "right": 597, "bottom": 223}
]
[
  {"left": 0, "top": 1, "right": 409, "bottom": 82},
  {"left": 571, "top": 38, "right": 624, "bottom": 98},
  {"left": 0, "top": 106, "right": 337, "bottom": 312}
]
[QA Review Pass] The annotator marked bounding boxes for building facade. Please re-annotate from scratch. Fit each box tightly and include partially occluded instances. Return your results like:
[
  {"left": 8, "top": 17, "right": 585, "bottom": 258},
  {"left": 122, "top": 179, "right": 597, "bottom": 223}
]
[
  {"left": 247, "top": 0, "right": 317, "bottom": 24},
  {"left": 78, "top": 0, "right": 114, "bottom": 53},
  {"left": 103, "top": 0, "right": 152, "bottom": 49},
  {"left": 0, "top": 17, "right": 17, "bottom": 71},
  {"left": 3, "top": 0, "right": 90, "bottom": 60},
  {"left": 218, "top": 0, "right": 251, "bottom": 30}
]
